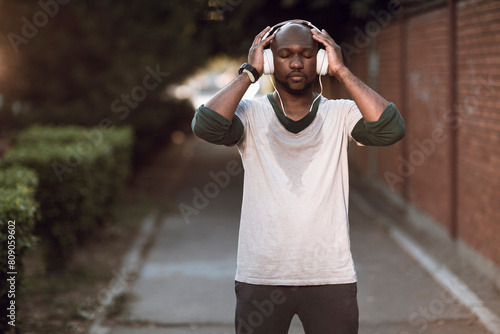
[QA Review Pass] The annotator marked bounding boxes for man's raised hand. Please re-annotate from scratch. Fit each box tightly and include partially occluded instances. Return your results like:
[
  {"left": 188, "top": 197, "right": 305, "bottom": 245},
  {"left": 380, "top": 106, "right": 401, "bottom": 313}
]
[
  {"left": 248, "top": 26, "right": 275, "bottom": 76},
  {"left": 311, "top": 29, "right": 345, "bottom": 77}
]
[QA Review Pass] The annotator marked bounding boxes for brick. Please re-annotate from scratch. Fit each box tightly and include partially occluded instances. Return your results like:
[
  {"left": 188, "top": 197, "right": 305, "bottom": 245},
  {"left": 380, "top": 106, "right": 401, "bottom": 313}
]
[{"left": 334, "top": 0, "right": 500, "bottom": 267}]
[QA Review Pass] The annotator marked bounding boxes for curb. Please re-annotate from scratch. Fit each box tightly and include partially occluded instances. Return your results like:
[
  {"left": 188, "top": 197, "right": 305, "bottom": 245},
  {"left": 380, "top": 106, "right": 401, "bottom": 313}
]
[
  {"left": 88, "top": 212, "right": 160, "bottom": 334},
  {"left": 87, "top": 139, "right": 196, "bottom": 334},
  {"left": 351, "top": 190, "right": 500, "bottom": 334}
]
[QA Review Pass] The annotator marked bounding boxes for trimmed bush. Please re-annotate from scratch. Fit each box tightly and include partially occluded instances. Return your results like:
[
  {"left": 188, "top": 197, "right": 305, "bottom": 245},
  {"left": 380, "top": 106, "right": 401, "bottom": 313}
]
[
  {"left": 0, "top": 166, "right": 38, "bottom": 333},
  {"left": 16, "top": 125, "right": 134, "bottom": 208},
  {"left": 1, "top": 126, "right": 133, "bottom": 269}
]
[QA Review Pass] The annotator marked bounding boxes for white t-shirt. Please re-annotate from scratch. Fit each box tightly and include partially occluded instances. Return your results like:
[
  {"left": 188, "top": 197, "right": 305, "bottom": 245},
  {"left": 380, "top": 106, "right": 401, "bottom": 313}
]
[{"left": 234, "top": 95, "right": 363, "bottom": 286}]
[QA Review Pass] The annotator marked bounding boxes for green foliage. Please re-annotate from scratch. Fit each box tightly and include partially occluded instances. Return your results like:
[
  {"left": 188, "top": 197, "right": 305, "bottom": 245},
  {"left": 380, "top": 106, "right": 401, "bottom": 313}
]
[
  {"left": 0, "top": 166, "right": 38, "bottom": 333},
  {"left": 13, "top": 124, "right": 134, "bottom": 195},
  {"left": 0, "top": 0, "right": 395, "bottom": 175},
  {"left": 1, "top": 125, "right": 133, "bottom": 269},
  {"left": 0, "top": 0, "right": 211, "bottom": 129},
  {"left": 200, "top": 0, "right": 395, "bottom": 60},
  {"left": 0, "top": 0, "right": 395, "bottom": 131}
]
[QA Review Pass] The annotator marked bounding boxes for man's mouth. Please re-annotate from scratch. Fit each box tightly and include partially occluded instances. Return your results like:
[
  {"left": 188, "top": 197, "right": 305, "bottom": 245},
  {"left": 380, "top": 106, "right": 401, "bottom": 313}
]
[{"left": 288, "top": 72, "right": 306, "bottom": 82}]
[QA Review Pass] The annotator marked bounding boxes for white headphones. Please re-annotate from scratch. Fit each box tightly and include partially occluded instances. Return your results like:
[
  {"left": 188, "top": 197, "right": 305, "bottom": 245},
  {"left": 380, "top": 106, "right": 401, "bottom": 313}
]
[{"left": 262, "top": 19, "right": 329, "bottom": 76}]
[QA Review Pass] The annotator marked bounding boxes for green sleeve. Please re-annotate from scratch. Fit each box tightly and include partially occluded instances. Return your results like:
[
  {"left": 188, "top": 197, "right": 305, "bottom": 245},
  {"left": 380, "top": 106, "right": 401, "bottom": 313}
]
[
  {"left": 351, "top": 102, "right": 405, "bottom": 146},
  {"left": 191, "top": 105, "right": 245, "bottom": 146}
]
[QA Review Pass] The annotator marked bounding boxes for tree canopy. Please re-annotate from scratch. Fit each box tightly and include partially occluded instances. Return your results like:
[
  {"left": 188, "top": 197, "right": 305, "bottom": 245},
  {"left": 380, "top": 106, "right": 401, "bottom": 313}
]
[{"left": 0, "top": 0, "right": 394, "bottom": 129}]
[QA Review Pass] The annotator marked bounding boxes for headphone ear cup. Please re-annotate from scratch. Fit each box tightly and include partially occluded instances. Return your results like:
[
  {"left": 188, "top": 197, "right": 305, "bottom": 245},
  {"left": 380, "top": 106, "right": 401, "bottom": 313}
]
[
  {"left": 263, "top": 49, "right": 274, "bottom": 75},
  {"left": 316, "top": 49, "right": 329, "bottom": 75}
]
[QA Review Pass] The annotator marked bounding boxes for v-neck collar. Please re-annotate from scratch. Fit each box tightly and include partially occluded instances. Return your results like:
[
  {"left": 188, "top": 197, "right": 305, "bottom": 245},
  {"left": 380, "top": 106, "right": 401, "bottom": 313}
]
[{"left": 266, "top": 93, "right": 321, "bottom": 134}]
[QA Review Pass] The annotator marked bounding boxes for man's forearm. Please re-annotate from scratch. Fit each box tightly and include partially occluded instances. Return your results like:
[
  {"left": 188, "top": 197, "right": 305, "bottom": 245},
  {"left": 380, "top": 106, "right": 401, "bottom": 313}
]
[
  {"left": 204, "top": 26, "right": 273, "bottom": 120},
  {"left": 205, "top": 73, "right": 252, "bottom": 120},
  {"left": 335, "top": 67, "right": 389, "bottom": 122}
]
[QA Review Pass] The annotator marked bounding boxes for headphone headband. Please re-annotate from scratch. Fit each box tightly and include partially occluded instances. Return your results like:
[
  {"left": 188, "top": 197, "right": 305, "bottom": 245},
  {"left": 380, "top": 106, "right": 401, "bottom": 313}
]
[{"left": 262, "top": 19, "right": 321, "bottom": 41}]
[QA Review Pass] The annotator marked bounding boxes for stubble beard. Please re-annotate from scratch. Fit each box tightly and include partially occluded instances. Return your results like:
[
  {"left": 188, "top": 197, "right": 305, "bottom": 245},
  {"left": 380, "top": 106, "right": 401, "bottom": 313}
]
[{"left": 275, "top": 74, "right": 316, "bottom": 95}]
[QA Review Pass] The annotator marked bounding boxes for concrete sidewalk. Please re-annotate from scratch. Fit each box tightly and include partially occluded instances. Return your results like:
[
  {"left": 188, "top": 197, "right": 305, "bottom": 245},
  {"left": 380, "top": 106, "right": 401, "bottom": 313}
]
[{"left": 102, "top": 137, "right": 490, "bottom": 334}]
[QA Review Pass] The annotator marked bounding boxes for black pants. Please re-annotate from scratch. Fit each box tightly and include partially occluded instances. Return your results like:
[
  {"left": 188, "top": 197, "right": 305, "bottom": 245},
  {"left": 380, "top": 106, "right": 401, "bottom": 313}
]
[{"left": 235, "top": 281, "right": 359, "bottom": 334}]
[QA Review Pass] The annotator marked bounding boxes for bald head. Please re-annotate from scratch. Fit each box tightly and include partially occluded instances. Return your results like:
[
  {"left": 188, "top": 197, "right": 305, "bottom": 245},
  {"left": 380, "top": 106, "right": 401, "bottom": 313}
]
[
  {"left": 267, "top": 22, "right": 319, "bottom": 95},
  {"left": 271, "top": 23, "right": 318, "bottom": 52}
]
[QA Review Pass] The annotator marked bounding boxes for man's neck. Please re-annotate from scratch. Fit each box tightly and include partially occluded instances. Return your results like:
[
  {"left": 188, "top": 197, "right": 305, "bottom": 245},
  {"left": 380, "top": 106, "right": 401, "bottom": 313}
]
[{"left": 273, "top": 88, "right": 316, "bottom": 121}]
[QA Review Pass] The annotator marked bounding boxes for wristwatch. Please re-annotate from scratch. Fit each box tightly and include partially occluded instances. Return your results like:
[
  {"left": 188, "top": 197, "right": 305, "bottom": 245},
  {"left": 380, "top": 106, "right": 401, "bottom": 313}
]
[{"left": 238, "top": 63, "right": 260, "bottom": 83}]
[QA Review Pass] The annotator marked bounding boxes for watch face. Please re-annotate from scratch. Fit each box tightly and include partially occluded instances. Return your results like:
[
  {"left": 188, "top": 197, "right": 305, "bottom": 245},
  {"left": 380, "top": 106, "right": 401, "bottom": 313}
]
[{"left": 239, "top": 63, "right": 247, "bottom": 74}]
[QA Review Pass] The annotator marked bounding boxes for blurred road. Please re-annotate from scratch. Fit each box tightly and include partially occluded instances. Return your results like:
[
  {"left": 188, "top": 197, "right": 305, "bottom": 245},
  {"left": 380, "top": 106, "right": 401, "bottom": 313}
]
[{"left": 104, "top": 137, "right": 490, "bottom": 334}]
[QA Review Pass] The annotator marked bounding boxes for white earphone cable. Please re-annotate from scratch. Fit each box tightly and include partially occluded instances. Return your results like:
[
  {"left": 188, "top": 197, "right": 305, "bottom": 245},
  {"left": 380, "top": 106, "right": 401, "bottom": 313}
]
[
  {"left": 310, "top": 73, "right": 323, "bottom": 112},
  {"left": 269, "top": 74, "right": 323, "bottom": 117},
  {"left": 268, "top": 75, "right": 287, "bottom": 117}
]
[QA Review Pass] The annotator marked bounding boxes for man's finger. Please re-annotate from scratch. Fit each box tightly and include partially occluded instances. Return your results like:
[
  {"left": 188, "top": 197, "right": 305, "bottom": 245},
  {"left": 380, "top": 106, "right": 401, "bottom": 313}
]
[
  {"left": 253, "top": 26, "right": 271, "bottom": 44},
  {"left": 312, "top": 30, "right": 336, "bottom": 49},
  {"left": 311, "top": 29, "right": 326, "bottom": 41},
  {"left": 311, "top": 32, "right": 327, "bottom": 45},
  {"left": 261, "top": 34, "right": 275, "bottom": 46}
]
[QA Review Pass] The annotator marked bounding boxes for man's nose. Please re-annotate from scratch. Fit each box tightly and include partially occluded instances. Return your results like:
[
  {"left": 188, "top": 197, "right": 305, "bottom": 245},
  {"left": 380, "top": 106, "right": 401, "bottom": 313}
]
[{"left": 290, "top": 56, "right": 304, "bottom": 69}]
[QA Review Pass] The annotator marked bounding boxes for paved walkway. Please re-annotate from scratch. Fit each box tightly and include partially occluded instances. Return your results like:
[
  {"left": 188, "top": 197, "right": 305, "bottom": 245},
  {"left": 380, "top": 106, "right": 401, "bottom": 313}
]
[{"left": 103, "top": 137, "right": 490, "bottom": 334}]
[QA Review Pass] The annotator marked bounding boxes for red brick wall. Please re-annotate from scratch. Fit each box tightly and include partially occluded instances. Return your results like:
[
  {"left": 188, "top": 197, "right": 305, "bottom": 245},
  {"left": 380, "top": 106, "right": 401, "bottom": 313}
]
[
  {"left": 333, "top": 0, "right": 500, "bottom": 267},
  {"left": 374, "top": 22, "right": 404, "bottom": 196},
  {"left": 405, "top": 7, "right": 453, "bottom": 230},
  {"left": 456, "top": 0, "right": 500, "bottom": 266}
]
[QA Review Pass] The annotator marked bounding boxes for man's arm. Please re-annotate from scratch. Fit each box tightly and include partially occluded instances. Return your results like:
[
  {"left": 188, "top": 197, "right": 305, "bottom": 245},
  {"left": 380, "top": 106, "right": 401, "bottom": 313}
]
[
  {"left": 312, "top": 28, "right": 404, "bottom": 145},
  {"left": 191, "top": 73, "right": 250, "bottom": 146},
  {"left": 333, "top": 67, "right": 388, "bottom": 122},
  {"left": 312, "top": 28, "right": 389, "bottom": 121},
  {"left": 204, "top": 74, "right": 252, "bottom": 121},
  {"left": 191, "top": 105, "right": 245, "bottom": 146},
  {"left": 204, "top": 26, "right": 275, "bottom": 120},
  {"left": 350, "top": 102, "right": 405, "bottom": 146},
  {"left": 192, "top": 27, "right": 275, "bottom": 145}
]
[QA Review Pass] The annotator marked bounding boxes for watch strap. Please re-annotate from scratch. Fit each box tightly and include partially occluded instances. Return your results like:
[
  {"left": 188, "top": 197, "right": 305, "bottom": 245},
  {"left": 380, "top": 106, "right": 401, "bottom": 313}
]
[{"left": 238, "top": 63, "right": 260, "bottom": 83}]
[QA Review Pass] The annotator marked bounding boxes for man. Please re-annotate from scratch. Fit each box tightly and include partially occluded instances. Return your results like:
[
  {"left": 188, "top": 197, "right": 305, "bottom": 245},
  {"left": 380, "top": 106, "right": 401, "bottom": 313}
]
[{"left": 192, "top": 20, "right": 405, "bottom": 334}]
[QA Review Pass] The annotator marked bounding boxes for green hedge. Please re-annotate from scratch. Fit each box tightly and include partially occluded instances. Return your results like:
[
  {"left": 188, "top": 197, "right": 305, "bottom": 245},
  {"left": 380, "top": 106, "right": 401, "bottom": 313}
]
[
  {"left": 0, "top": 166, "right": 38, "bottom": 333},
  {"left": 15, "top": 125, "right": 134, "bottom": 210},
  {"left": 13, "top": 125, "right": 133, "bottom": 180},
  {"left": 1, "top": 125, "right": 133, "bottom": 269}
]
